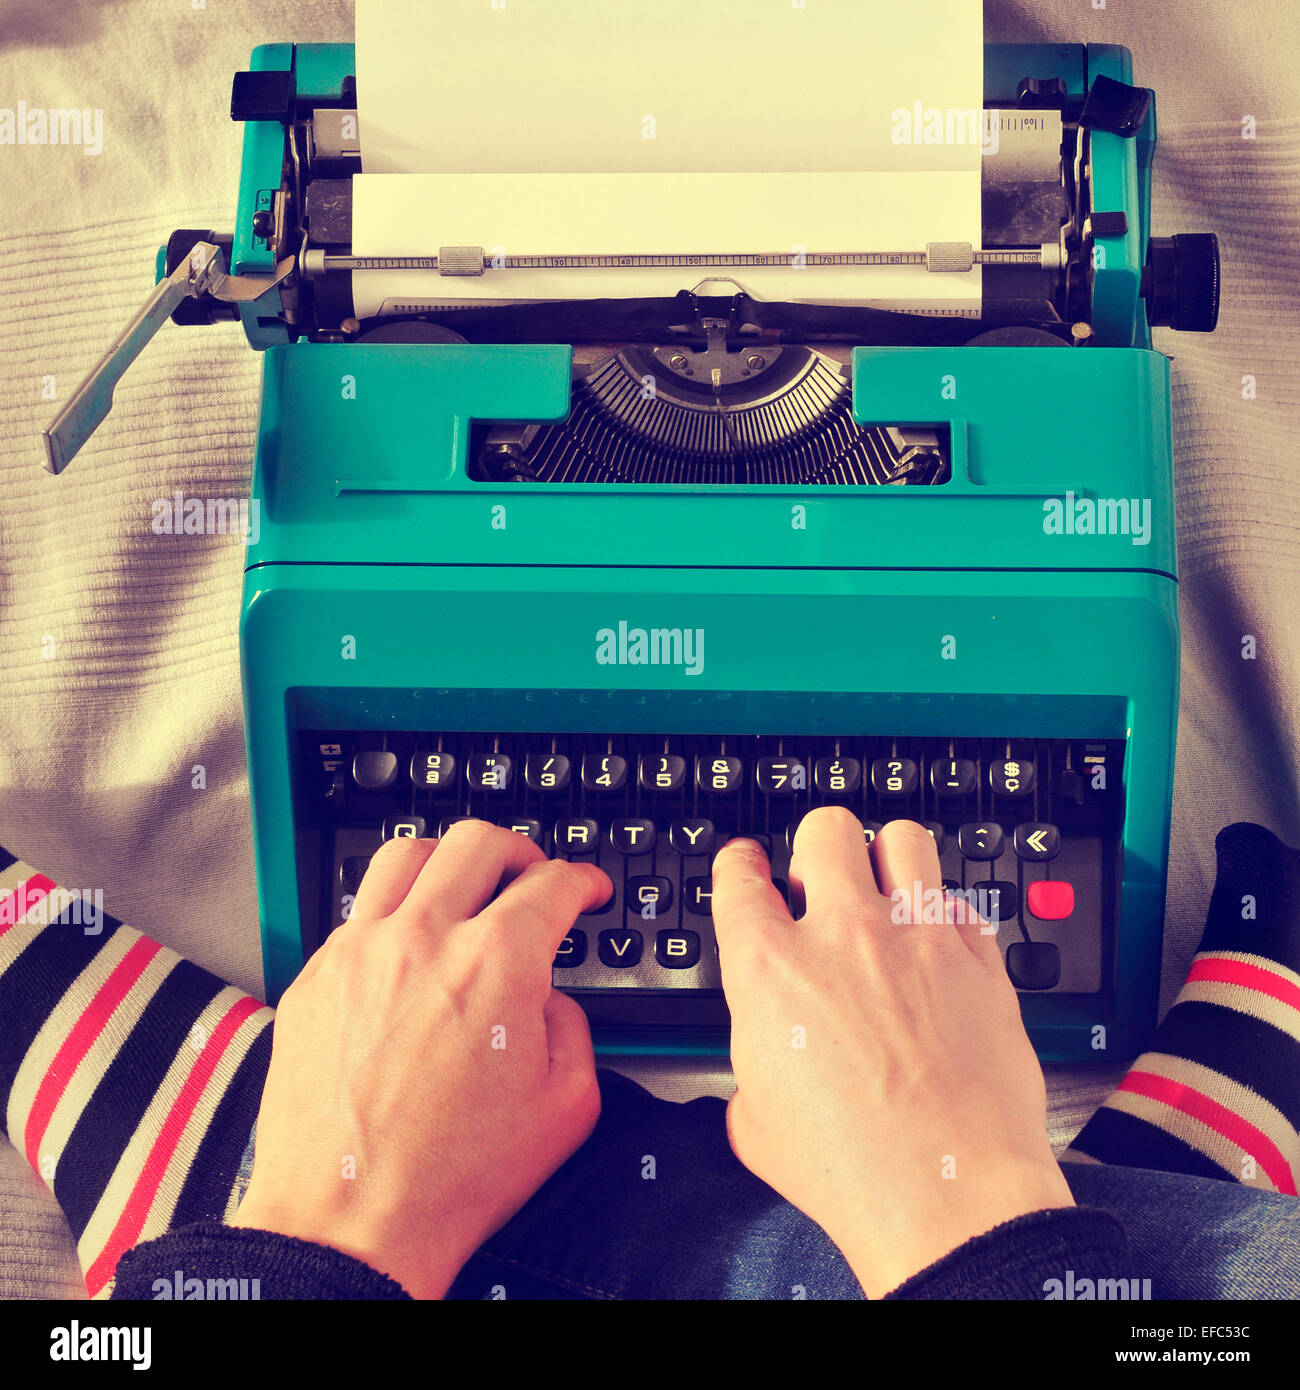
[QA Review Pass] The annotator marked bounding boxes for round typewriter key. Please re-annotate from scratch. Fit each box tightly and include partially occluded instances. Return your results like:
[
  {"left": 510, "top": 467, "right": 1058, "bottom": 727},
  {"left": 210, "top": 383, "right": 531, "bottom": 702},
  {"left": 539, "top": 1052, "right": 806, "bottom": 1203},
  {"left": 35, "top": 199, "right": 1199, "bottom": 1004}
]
[
  {"left": 553, "top": 930, "right": 588, "bottom": 968},
  {"left": 756, "top": 756, "right": 806, "bottom": 794},
  {"left": 978, "top": 881, "right": 1018, "bottom": 922},
  {"left": 684, "top": 877, "right": 713, "bottom": 914},
  {"left": 871, "top": 758, "right": 918, "bottom": 796},
  {"left": 1026, "top": 879, "right": 1074, "bottom": 921},
  {"left": 931, "top": 758, "right": 976, "bottom": 797},
  {"left": 1013, "top": 823, "right": 1060, "bottom": 861},
  {"left": 697, "top": 754, "right": 743, "bottom": 794},
  {"left": 655, "top": 930, "right": 700, "bottom": 969},
  {"left": 669, "top": 818, "right": 715, "bottom": 856},
  {"left": 786, "top": 814, "right": 873, "bottom": 851},
  {"left": 610, "top": 819, "right": 656, "bottom": 855},
  {"left": 582, "top": 754, "right": 628, "bottom": 792},
  {"left": 437, "top": 815, "right": 477, "bottom": 836},
  {"left": 990, "top": 758, "right": 1036, "bottom": 797},
  {"left": 639, "top": 753, "right": 686, "bottom": 792},
  {"left": 554, "top": 818, "right": 599, "bottom": 854},
  {"left": 814, "top": 756, "right": 861, "bottom": 794},
  {"left": 597, "top": 929, "right": 643, "bottom": 968},
  {"left": 721, "top": 832, "right": 772, "bottom": 857},
  {"left": 582, "top": 886, "right": 614, "bottom": 916},
  {"left": 382, "top": 814, "right": 427, "bottom": 841},
  {"left": 525, "top": 753, "right": 571, "bottom": 792},
  {"left": 1006, "top": 940, "right": 1061, "bottom": 990},
  {"left": 339, "top": 855, "right": 371, "bottom": 895},
  {"left": 498, "top": 817, "right": 543, "bottom": 845},
  {"left": 627, "top": 875, "right": 672, "bottom": 918},
  {"left": 957, "top": 822, "right": 1004, "bottom": 860},
  {"left": 353, "top": 749, "right": 398, "bottom": 791},
  {"left": 411, "top": 750, "right": 456, "bottom": 790},
  {"left": 468, "top": 753, "right": 513, "bottom": 792}
]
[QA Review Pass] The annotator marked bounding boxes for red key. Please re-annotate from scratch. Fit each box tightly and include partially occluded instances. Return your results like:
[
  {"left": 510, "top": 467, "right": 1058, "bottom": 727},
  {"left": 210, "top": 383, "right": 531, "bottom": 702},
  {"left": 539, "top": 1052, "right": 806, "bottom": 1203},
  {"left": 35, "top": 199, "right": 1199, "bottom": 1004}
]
[{"left": 1027, "top": 880, "right": 1074, "bottom": 921}]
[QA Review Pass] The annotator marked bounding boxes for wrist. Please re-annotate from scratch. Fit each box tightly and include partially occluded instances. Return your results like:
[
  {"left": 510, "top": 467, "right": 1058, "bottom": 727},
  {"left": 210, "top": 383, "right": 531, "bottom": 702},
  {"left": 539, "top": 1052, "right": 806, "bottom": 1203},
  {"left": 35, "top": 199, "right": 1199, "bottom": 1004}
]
[
  {"left": 832, "top": 1156, "right": 1074, "bottom": 1299},
  {"left": 231, "top": 1187, "right": 464, "bottom": 1300}
]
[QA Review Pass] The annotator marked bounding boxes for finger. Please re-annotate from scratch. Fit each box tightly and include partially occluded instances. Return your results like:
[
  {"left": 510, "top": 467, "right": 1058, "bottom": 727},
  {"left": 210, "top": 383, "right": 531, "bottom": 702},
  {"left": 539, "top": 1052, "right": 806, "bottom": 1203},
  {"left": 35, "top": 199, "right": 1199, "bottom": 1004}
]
[
  {"left": 542, "top": 988, "right": 598, "bottom": 1081},
  {"left": 712, "top": 837, "right": 793, "bottom": 960},
  {"left": 474, "top": 856, "right": 613, "bottom": 967},
  {"left": 869, "top": 819, "right": 942, "bottom": 926},
  {"left": 788, "top": 805, "right": 879, "bottom": 918},
  {"left": 724, "top": 1089, "right": 754, "bottom": 1169},
  {"left": 350, "top": 835, "right": 440, "bottom": 920},
  {"left": 402, "top": 819, "right": 547, "bottom": 923}
]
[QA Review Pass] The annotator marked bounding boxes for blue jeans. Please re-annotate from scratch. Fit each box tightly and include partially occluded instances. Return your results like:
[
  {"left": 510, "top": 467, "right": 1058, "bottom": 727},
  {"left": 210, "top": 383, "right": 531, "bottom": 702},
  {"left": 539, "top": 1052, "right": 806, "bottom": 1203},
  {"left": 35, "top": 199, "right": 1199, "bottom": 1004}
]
[{"left": 234, "top": 1069, "right": 1300, "bottom": 1299}]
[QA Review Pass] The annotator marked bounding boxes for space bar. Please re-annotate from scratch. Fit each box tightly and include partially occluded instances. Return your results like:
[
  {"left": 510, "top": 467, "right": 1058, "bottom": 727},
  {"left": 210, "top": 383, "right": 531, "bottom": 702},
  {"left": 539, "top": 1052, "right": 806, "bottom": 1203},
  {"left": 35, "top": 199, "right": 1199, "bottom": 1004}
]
[{"left": 569, "top": 989, "right": 730, "bottom": 1032}]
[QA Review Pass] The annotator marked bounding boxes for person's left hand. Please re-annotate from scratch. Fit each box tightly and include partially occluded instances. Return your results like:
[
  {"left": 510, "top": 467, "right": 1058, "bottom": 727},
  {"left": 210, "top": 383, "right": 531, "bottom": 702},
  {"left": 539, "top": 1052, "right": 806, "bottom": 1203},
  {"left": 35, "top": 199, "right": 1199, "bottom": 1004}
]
[{"left": 232, "top": 822, "right": 611, "bottom": 1298}]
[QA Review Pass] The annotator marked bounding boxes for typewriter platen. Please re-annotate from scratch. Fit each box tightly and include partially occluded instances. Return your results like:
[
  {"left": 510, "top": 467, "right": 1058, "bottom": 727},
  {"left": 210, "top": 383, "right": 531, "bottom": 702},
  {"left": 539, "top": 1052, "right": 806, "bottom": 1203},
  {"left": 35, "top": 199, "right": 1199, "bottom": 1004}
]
[{"left": 45, "top": 41, "right": 1220, "bottom": 1062}]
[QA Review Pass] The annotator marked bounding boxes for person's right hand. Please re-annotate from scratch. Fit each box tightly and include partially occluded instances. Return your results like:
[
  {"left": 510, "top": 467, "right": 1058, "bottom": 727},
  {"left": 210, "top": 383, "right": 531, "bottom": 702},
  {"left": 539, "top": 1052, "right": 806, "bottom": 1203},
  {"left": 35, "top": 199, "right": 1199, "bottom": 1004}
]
[
  {"left": 712, "top": 809, "right": 1073, "bottom": 1298},
  {"left": 232, "top": 821, "right": 611, "bottom": 1298}
]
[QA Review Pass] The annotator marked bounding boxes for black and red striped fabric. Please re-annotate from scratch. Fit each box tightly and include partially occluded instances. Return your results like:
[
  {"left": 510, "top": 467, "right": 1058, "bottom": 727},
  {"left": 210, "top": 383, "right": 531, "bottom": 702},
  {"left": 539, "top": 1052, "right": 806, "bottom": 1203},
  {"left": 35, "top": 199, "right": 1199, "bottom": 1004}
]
[
  {"left": 1065, "top": 822, "right": 1300, "bottom": 1193},
  {"left": 0, "top": 850, "right": 272, "bottom": 1298}
]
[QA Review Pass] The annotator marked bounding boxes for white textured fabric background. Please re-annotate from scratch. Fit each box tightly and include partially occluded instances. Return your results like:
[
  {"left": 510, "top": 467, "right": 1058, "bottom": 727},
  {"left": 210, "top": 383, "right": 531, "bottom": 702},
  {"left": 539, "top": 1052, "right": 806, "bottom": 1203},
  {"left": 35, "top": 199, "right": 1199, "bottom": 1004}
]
[{"left": 1, "top": 0, "right": 1297, "bottom": 1298}]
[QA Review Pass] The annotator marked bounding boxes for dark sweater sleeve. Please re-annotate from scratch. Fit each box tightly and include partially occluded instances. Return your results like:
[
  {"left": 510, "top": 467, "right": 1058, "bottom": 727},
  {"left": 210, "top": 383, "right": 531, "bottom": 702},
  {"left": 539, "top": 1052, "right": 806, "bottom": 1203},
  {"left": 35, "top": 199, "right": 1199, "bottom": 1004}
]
[
  {"left": 111, "top": 1206, "right": 1126, "bottom": 1301},
  {"left": 884, "top": 1206, "right": 1129, "bottom": 1299},
  {"left": 110, "top": 1221, "right": 411, "bottom": 1300}
]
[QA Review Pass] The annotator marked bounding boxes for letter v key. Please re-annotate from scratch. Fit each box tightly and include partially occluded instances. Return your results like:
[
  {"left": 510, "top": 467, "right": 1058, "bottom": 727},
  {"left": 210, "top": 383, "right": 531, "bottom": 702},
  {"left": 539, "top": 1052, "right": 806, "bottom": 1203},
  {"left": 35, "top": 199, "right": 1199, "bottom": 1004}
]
[{"left": 599, "top": 930, "right": 643, "bottom": 967}]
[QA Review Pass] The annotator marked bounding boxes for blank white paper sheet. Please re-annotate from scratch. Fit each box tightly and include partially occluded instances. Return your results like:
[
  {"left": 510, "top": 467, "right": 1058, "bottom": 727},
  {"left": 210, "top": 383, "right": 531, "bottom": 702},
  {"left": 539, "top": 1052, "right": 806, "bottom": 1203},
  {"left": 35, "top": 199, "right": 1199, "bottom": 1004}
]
[{"left": 351, "top": 0, "right": 985, "bottom": 312}]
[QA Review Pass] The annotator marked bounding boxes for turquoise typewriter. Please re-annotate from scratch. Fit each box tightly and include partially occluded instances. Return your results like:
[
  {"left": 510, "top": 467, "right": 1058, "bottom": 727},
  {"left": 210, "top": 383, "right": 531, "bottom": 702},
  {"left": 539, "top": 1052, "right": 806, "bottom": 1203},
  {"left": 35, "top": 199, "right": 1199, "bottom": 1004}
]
[{"left": 44, "top": 41, "right": 1219, "bottom": 1062}]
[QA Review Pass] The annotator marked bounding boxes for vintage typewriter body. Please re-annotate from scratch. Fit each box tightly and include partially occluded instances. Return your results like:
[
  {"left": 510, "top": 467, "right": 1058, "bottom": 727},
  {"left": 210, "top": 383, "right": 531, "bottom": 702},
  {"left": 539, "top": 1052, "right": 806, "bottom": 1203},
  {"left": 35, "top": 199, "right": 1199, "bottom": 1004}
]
[{"left": 45, "top": 41, "right": 1220, "bottom": 1062}]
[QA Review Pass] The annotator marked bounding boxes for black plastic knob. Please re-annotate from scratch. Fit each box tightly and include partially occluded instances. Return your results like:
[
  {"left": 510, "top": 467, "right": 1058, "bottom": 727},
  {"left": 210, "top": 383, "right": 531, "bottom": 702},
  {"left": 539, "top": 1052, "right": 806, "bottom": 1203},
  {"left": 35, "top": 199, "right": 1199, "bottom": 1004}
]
[
  {"left": 1142, "top": 233, "right": 1221, "bottom": 332},
  {"left": 164, "top": 228, "right": 239, "bottom": 326}
]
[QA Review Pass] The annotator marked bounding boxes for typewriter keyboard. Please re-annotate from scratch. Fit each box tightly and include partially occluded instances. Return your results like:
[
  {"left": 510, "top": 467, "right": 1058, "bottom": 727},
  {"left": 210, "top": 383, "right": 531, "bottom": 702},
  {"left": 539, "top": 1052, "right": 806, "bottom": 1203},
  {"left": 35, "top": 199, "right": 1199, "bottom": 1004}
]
[{"left": 303, "top": 730, "right": 1125, "bottom": 1035}]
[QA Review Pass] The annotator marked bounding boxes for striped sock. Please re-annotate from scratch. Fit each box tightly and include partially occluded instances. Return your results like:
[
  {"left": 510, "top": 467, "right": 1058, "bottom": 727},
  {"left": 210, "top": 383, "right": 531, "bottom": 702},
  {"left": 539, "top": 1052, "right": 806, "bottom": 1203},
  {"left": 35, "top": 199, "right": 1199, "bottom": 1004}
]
[
  {"left": 0, "top": 848, "right": 273, "bottom": 1298},
  {"left": 1064, "top": 822, "right": 1300, "bottom": 1194}
]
